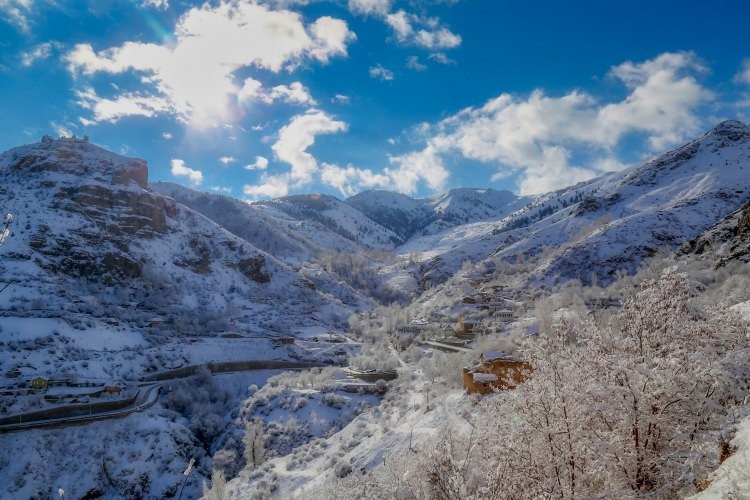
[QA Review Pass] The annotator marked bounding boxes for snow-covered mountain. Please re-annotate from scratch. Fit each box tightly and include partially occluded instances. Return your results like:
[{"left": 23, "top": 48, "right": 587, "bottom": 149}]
[
  {"left": 346, "top": 187, "right": 530, "bottom": 240},
  {"left": 0, "top": 136, "right": 358, "bottom": 379},
  {"left": 151, "top": 184, "right": 403, "bottom": 263},
  {"left": 395, "top": 120, "right": 750, "bottom": 291}
]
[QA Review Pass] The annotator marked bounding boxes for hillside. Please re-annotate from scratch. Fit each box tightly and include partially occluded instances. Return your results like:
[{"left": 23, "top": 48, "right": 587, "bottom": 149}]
[
  {"left": 393, "top": 120, "right": 750, "bottom": 294},
  {"left": 0, "top": 136, "right": 359, "bottom": 382},
  {"left": 347, "top": 187, "right": 530, "bottom": 240}
]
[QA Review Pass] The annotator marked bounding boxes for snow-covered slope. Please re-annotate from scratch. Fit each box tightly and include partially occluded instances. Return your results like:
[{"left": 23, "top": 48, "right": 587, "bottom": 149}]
[
  {"left": 151, "top": 185, "right": 403, "bottom": 263},
  {"left": 397, "top": 121, "right": 750, "bottom": 289},
  {"left": 254, "top": 194, "right": 402, "bottom": 251},
  {"left": 0, "top": 136, "right": 356, "bottom": 381},
  {"left": 347, "top": 188, "right": 530, "bottom": 240}
]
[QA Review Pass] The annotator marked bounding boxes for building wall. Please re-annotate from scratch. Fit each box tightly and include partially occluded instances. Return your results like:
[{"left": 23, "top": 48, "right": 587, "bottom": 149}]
[{"left": 463, "top": 360, "right": 532, "bottom": 394}]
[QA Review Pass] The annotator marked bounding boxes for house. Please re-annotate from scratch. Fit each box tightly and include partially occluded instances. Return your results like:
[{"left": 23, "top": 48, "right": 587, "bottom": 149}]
[
  {"left": 494, "top": 309, "right": 515, "bottom": 321},
  {"left": 30, "top": 376, "right": 49, "bottom": 390},
  {"left": 463, "top": 352, "right": 531, "bottom": 394},
  {"left": 147, "top": 318, "right": 166, "bottom": 328}
]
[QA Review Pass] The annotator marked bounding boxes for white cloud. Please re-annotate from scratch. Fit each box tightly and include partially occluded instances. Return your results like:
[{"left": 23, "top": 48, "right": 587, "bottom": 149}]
[
  {"left": 734, "top": 59, "right": 750, "bottom": 86},
  {"left": 272, "top": 110, "right": 347, "bottom": 185},
  {"left": 348, "top": 0, "right": 392, "bottom": 17},
  {"left": 50, "top": 121, "right": 74, "bottom": 138},
  {"left": 141, "top": 0, "right": 168, "bottom": 9},
  {"left": 263, "top": 82, "right": 316, "bottom": 106},
  {"left": 244, "top": 173, "right": 291, "bottom": 199},
  {"left": 238, "top": 77, "right": 263, "bottom": 102},
  {"left": 385, "top": 145, "right": 449, "bottom": 194},
  {"left": 369, "top": 64, "right": 394, "bottom": 81},
  {"left": 209, "top": 185, "right": 232, "bottom": 194},
  {"left": 406, "top": 55, "right": 427, "bottom": 71},
  {"left": 598, "top": 51, "right": 713, "bottom": 151},
  {"left": 75, "top": 87, "right": 170, "bottom": 123},
  {"left": 428, "top": 52, "right": 456, "bottom": 65},
  {"left": 414, "top": 27, "right": 461, "bottom": 49},
  {"left": 245, "top": 156, "right": 269, "bottom": 170},
  {"left": 385, "top": 10, "right": 413, "bottom": 40},
  {"left": 20, "top": 41, "right": 60, "bottom": 67},
  {"left": 0, "top": 0, "right": 33, "bottom": 32},
  {"left": 332, "top": 94, "right": 350, "bottom": 105},
  {"left": 65, "top": 1, "right": 354, "bottom": 126},
  {"left": 170, "top": 158, "right": 204, "bottom": 185},
  {"left": 384, "top": 9, "right": 461, "bottom": 49},
  {"left": 320, "top": 162, "right": 390, "bottom": 197},
  {"left": 219, "top": 156, "right": 237, "bottom": 165},
  {"left": 162, "top": 132, "right": 173, "bottom": 140},
  {"left": 393, "top": 52, "right": 713, "bottom": 195}
]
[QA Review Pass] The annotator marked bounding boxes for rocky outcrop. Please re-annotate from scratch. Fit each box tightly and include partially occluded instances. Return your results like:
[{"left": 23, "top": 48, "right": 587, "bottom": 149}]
[{"left": 53, "top": 185, "right": 176, "bottom": 237}]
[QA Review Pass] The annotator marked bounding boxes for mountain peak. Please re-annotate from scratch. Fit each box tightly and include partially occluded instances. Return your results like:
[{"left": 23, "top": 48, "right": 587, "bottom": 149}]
[
  {"left": 703, "top": 120, "right": 750, "bottom": 143},
  {"left": 1, "top": 135, "right": 148, "bottom": 189}
]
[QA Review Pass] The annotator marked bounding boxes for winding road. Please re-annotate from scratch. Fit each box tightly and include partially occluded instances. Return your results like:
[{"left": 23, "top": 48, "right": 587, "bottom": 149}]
[
  {"left": 0, "top": 383, "right": 162, "bottom": 433},
  {"left": 0, "top": 359, "right": 333, "bottom": 433}
]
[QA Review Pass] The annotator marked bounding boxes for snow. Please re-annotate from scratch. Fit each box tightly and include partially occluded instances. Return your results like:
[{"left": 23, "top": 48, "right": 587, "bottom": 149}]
[
  {"left": 481, "top": 351, "right": 505, "bottom": 362},
  {"left": 2, "top": 124, "right": 750, "bottom": 499},
  {"left": 689, "top": 413, "right": 750, "bottom": 499},
  {"left": 730, "top": 300, "right": 750, "bottom": 320}
]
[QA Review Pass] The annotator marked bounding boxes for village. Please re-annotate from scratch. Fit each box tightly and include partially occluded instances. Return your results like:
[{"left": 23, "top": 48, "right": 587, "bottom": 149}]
[{"left": 385, "top": 281, "right": 538, "bottom": 395}]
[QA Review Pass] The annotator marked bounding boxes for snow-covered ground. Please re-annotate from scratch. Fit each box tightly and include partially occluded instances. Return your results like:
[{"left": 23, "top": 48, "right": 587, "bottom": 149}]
[{"left": 690, "top": 412, "right": 750, "bottom": 499}]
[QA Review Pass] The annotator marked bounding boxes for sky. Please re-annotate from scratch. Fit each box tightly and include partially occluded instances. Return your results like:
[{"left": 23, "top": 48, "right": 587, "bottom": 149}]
[{"left": 1, "top": 0, "right": 750, "bottom": 201}]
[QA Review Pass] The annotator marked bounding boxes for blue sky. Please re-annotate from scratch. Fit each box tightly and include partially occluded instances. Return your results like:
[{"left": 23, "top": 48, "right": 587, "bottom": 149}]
[{"left": 1, "top": 0, "right": 750, "bottom": 200}]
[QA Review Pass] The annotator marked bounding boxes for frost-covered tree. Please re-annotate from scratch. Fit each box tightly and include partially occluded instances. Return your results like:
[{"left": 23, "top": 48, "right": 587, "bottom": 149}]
[
  {"left": 243, "top": 418, "right": 265, "bottom": 469},
  {"left": 202, "top": 469, "right": 227, "bottom": 500},
  {"left": 337, "top": 269, "right": 749, "bottom": 499},
  {"left": 476, "top": 268, "right": 750, "bottom": 497}
]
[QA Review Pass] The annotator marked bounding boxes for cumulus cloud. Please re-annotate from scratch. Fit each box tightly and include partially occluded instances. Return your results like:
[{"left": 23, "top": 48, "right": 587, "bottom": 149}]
[
  {"left": 162, "top": 132, "right": 173, "bottom": 139},
  {"left": 75, "top": 87, "right": 170, "bottom": 123},
  {"left": 369, "top": 64, "right": 394, "bottom": 81},
  {"left": 392, "top": 52, "right": 713, "bottom": 195},
  {"left": 262, "top": 82, "right": 316, "bottom": 106},
  {"left": 65, "top": 1, "right": 354, "bottom": 126},
  {"left": 272, "top": 110, "right": 348, "bottom": 185},
  {"left": 320, "top": 162, "right": 390, "bottom": 196},
  {"left": 385, "top": 145, "right": 449, "bottom": 194},
  {"left": 244, "top": 173, "right": 292, "bottom": 199},
  {"left": 219, "top": 156, "right": 237, "bottom": 165},
  {"left": 385, "top": 10, "right": 412, "bottom": 40},
  {"left": 171, "top": 158, "right": 203, "bottom": 185},
  {"left": 245, "top": 156, "right": 269, "bottom": 170},
  {"left": 384, "top": 9, "right": 461, "bottom": 49}
]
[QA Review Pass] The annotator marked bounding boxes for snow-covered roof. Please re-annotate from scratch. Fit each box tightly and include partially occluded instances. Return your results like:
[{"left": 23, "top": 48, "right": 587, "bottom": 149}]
[
  {"left": 482, "top": 351, "right": 505, "bottom": 362},
  {"left": 473, "top": 373, "right": 498, "bottom": 383}
]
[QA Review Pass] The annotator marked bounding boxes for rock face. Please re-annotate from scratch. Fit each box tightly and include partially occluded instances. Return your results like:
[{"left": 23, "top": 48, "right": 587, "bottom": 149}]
[
  {"left": 0, "top": 137, "right": 177, "bottom": 283},
  {"left": 9, "top": 136, "right": 149, "bottom": 189},
  {"left": 681, "top": 199, "right": 750, "bottom": 265}
]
